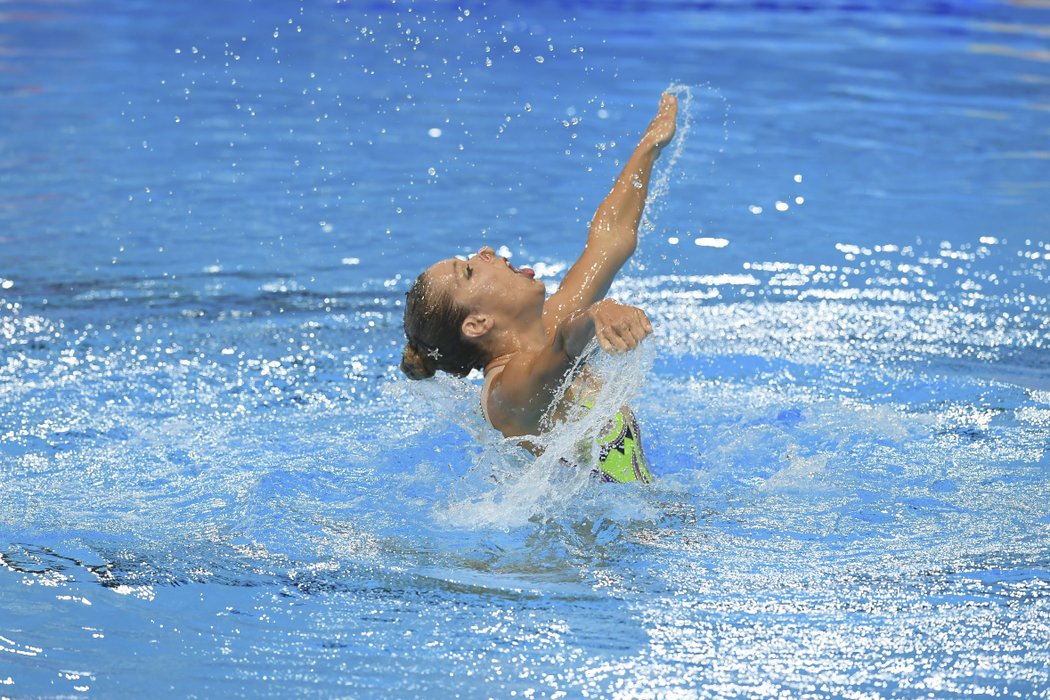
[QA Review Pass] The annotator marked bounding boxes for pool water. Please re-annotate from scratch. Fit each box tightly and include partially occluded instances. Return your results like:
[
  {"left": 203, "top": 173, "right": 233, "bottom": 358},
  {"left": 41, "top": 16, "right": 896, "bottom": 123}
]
[{"left": 2, "top": 0, "right": 1049, "bottom": 696}]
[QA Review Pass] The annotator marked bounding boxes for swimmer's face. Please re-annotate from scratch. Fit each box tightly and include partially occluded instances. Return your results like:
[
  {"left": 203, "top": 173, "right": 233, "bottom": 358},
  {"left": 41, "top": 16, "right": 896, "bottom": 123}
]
[{"left": 426, "top": 246, "right": 545, "bottom": 320}]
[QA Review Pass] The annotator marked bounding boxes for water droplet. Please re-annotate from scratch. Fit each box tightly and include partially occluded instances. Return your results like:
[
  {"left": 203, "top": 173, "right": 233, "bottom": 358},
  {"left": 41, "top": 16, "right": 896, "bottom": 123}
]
[
  {"left": 794, "top": 173, "right": 803, "bottom": 183},
  {"left": 512, "top": 45, "right": 521, "bottom": 53},
  {"left": 427, "top": 167, "right": 437, "bottom": 176},
  {"left": 667, "top": 237, "right": 679, "bottom": 245},
  {"left": 748, "top": 205, "right": 763, "bottom": 215},
  {"left": 534, "top": 56, "right": 544, "bottom": 64},
  {"left": 428, "top": 127, "right": 442, "bottom": 138},
  {"left": 795, "top": 196, "right": 805, "bottom": 205},
  {"left": 524, "top": 103, "right": 532, "bottom": 112},
  {"left": 775, "top": 201, "right": 789, "bottom": 212}
]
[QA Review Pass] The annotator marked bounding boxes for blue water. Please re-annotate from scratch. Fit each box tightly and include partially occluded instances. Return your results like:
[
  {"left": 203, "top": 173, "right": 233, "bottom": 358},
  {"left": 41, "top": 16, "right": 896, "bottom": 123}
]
[{"left": 3, "top": 0, "right": 1049, "bottom": 696}]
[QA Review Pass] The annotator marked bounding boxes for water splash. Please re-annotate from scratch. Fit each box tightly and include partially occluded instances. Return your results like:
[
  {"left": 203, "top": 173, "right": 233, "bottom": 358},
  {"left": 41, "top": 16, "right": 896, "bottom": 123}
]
[
  {"left": 406, "top": 342, "right": 658, "bottom": 530},
  {"left": 639, "top": 83, "right": 702, "bottom": 233}
]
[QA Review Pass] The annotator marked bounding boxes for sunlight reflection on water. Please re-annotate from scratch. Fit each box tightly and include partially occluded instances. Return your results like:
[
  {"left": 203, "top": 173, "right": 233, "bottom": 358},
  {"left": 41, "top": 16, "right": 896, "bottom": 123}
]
[{"left": 2, "top": 0, "right": 1049, "bottom": 696}]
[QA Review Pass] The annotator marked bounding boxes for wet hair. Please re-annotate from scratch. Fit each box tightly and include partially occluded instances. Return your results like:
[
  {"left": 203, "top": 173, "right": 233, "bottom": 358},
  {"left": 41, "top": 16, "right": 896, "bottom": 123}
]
[{"left": 400, "top": 269, "right": 488, "bottom": 380}]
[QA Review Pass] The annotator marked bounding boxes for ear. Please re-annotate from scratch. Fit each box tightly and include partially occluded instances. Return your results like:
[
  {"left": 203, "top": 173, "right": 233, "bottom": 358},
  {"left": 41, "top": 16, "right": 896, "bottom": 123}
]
[{"left": 461, "top": 313, "right": 493, "bottom": 340}]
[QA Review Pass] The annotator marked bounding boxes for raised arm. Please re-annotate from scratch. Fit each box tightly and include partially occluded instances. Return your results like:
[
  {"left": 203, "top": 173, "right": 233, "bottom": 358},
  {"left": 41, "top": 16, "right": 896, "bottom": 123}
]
[{"left": 543, "top": 92, "right": 677, "bottom": 330}]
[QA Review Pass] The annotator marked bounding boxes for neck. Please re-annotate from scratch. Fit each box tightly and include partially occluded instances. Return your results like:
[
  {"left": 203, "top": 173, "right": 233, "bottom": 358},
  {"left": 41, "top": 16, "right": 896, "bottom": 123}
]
[{"left": 483, "top": 313, "right": 547, "bottom": 373}]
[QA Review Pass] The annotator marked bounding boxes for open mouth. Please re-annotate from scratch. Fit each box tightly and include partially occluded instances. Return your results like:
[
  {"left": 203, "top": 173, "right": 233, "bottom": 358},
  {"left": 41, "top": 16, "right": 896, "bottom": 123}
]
[{"left": 503, "top": 257, "right": 535, "bottom": 279}]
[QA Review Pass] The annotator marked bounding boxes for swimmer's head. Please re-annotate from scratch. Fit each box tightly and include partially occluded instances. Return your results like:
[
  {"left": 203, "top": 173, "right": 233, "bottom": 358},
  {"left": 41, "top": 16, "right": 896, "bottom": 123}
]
[
  {"left": 401, "top": 268, "right": 485, "bottom": 379},
  {"left": 401, "top": 246, "right": 544, "bottom": 379}
]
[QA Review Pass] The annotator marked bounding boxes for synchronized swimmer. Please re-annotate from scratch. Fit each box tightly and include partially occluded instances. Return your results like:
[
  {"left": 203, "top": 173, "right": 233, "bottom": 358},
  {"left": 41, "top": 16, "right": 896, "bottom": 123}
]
[{"left": 400, "top": 92, "right": 679, "bottom": 483}]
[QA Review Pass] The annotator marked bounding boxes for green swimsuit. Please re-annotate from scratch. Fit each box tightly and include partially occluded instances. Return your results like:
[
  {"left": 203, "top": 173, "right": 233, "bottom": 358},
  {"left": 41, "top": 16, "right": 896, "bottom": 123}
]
[
  {"left": 586, "top": 403, "right": 653, "bottom": 484},
  {"left": 484, "top": 366, "right": 653, "bottom": 483}
]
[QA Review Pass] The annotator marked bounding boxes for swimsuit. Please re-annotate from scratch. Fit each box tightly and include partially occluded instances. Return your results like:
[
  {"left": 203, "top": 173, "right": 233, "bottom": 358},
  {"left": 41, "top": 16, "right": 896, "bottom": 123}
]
[
  {"left": 586, "top": 402, "right": 654, "bottom": 484},
  {"left": 482, "top": 364, "right": 653, "bottom": 484}
]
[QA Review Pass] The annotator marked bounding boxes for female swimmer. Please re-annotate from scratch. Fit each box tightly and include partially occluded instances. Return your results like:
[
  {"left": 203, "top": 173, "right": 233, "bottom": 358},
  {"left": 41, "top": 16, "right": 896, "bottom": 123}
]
[{"left": 400, "top": 92, "right": 678, "bottom": 483}]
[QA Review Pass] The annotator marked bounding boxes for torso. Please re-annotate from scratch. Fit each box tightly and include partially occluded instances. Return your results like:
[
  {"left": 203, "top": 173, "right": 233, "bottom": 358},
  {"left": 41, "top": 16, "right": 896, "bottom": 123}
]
[
  {"left": 481, "top": 358, "right": 652, "bottom": 483},
  {"left": 481, "top": 358, "right": 598, "bottom": 438}
]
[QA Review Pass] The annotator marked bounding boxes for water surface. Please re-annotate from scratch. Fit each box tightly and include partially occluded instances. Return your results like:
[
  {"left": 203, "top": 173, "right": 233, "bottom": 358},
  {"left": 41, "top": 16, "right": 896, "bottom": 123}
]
[{"left": 2, "top": 0, "right": 1049, "bottom": 696}]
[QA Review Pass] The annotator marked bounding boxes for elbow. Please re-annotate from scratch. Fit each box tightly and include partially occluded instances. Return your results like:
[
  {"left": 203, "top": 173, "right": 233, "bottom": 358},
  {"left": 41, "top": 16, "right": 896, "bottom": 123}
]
[
  {"left": 619, "top": 234, "right": 638, "bottom": 259},
  {"left": 599, "top": 232, "right": 637, "bottom": 268},
  {"left": 588, "top": 221, "right": 638, "bottom": 261}
]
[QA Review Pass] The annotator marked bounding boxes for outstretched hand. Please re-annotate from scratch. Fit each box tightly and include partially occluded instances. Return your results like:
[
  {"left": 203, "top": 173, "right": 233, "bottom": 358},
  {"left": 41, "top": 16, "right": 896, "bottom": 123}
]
[
  {"left": 589, "top": 298, "right": 653, "bottom": 354},
  {"left": 644, "top": 92, "right": 678, "bottom": 151}
]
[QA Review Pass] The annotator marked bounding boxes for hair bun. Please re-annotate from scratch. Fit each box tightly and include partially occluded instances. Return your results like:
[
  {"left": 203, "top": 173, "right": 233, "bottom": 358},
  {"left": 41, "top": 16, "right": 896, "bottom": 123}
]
[{"left": 400, "top": 342, "right": 437, "bottom": 380}]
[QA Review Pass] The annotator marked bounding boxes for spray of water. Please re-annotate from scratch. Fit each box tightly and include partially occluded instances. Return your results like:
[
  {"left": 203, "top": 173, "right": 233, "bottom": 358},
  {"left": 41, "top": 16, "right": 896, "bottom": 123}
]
[
  {"left": 407, "top": 341, "right": 657, "bottom": 530},
  {"left": 640, "top": 82, "right": 694, "bottom": 233},
  {"left": 640, "top": 82, "right": 731, "bottom": 240}
]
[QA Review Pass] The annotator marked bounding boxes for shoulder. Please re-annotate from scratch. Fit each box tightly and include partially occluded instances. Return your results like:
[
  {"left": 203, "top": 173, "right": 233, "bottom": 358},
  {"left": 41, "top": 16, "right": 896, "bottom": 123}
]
[
  {"left": 479, "top": 363, "right": 504, "bottom": 427},
  {"left": 482, "top": 351, "right": 546, "bottom": 438}
]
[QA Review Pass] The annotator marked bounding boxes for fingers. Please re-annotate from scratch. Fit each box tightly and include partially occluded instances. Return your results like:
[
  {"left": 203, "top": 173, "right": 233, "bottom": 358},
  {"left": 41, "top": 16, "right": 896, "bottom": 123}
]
[
  {"left": 617, "top": 308, "right": 650, "bottom": 348},
  {"left": 659, "top": 92, "right": 677, "bottom": 116},
  {"left": 647, "top": 93, "right": 678, "bottom": 149},
  {"left": 630, "top": 308, "right": 654, "bottom": 345},
  {"left": 595, "top": 307, "right": 653, "bottom": 355},
  {"left": 595, "top": 327, "right": 626, "bottom": 355}
]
